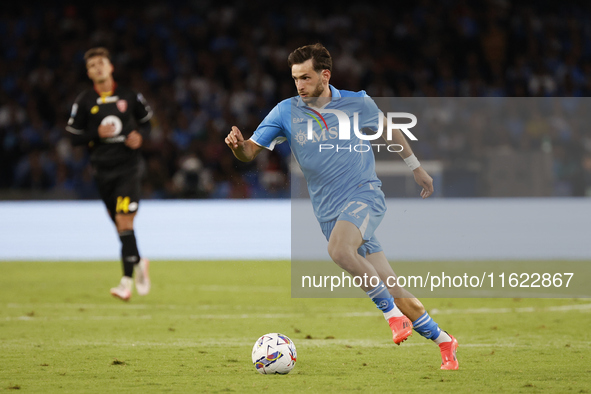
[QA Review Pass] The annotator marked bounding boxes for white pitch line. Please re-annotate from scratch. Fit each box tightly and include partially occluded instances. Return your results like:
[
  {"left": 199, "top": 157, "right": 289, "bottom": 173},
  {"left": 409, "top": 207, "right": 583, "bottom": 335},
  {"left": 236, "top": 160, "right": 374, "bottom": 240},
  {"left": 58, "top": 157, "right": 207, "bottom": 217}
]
[
  {"left": 7, "top": 302, "right": 591, "bottom": 314},
  {"left": 1, "top": 339, "right": 588, "bottom": 349},
  {"left": 547, "top": 303, "right": 591, "bottom": 311},
  {"left": 5, "top": 303, "right": 285, "bottom": 311},
  {"left": 2, "top": 315, "right": 153, "bottom": 321},
  {"left": 441, "top": 290, "right": 591, "bottom": 298},
  {"left": 199, "top": 285, "right": 284, "bottom": 293},
  {"left": 3, "top": 302, "right": 591, "bottom": 324},
  {"left": 7, "top": 302, "right": 153, "bottom": 310},
  {"left": 3, "top": 302, "right": 591, "bottom": 323},
  {"left": 1, "top": 312, "right": 370, "bottom": 322},
  {"left": 429, "top": 302, "right": 591, "bottom": 315}
]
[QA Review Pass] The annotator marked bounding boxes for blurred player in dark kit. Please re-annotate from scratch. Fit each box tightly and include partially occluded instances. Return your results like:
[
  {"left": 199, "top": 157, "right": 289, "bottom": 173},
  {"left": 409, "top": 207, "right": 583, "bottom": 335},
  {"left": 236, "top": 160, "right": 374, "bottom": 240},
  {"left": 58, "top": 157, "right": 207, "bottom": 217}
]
[{"left": 66, "top": 47, "right": 152, "bottom": 301}]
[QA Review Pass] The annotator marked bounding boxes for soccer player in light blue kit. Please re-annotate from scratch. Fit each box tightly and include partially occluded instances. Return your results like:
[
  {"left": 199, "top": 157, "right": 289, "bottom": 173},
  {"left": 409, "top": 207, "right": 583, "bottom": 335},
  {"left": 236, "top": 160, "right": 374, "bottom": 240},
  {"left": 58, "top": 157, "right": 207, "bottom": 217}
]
[{"left": 225, "top": 44, "right": 458, "bottom": 370}]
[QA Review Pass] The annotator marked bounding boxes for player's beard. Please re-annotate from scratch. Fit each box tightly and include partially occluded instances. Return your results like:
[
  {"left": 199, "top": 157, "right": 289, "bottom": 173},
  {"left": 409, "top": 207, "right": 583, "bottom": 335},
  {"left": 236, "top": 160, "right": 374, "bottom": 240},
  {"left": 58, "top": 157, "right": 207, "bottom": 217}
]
[{"left": 301, "top": 81, "right": 325, "bottom": 105}]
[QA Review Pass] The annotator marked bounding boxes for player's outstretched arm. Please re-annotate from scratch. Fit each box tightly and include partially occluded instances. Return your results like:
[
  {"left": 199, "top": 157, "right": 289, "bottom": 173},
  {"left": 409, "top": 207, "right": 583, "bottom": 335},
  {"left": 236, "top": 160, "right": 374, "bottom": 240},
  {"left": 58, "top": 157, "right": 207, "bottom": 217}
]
[
  {"left": 382, "top": 120, "right": 434, "bottom": 199},
  {"left": 225, "top": 126, "right": 264, "bottom": 162}
]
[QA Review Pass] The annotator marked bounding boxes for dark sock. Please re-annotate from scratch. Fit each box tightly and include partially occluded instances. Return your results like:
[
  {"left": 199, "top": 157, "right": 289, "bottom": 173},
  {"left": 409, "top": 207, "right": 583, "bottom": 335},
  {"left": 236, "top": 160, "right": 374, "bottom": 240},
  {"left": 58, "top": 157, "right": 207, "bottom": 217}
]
[{"left": 119, "top": 230, "right": 140, "bottom": 277}]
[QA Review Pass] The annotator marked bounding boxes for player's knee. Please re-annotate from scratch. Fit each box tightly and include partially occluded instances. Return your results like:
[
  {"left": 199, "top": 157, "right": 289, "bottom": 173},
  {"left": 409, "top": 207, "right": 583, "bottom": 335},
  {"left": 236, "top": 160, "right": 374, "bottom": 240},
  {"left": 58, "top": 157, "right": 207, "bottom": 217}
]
[
  {"left": 327, "top": 243, "right": 357, "bottom": 269},
  {"left": 115, "top": 214, "right": 134, "bottom": 232}
]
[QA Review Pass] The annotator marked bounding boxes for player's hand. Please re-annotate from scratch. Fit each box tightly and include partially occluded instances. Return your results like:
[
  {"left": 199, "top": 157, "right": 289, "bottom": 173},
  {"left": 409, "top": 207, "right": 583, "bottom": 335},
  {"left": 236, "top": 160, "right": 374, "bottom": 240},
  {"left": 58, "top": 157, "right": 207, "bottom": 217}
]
[
  {"left": 225, "top": 126, "right": 245, "bottom": 150},
  {"left": 125, "top": 130, "right": 143, "bottom": 149},
  {"left": 413, "top": 167, "right": 434, "bottom": 199},
  {"left": 98, "top": 123, "right": 116, "bottom": 138}
]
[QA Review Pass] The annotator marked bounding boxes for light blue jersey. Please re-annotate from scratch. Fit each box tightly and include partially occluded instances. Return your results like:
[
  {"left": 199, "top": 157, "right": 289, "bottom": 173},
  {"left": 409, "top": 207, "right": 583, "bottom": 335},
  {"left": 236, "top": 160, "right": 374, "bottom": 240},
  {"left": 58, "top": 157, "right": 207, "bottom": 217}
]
[{"left": 251, "top": 85, "right": 383, "bottom": 222}]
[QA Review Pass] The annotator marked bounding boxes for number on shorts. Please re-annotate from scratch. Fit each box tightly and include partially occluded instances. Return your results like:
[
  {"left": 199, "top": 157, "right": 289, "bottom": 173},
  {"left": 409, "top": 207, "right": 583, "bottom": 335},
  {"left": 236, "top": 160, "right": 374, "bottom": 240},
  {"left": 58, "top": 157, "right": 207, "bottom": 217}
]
[
  {"left": 116, "top": 196, "right": 130, "bottom": 213},
  {"left": 341, "top": 201, "right": 368, "bottom": 214},
  {"left": 351, "top": 202, "right": 368, "bottom": 215}
]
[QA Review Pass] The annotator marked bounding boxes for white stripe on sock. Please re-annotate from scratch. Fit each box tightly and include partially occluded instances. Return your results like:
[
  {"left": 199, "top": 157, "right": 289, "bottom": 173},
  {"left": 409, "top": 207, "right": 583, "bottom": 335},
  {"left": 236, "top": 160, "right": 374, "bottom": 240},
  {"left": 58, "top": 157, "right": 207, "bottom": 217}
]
[
  {"left": 367, "top": 283, "right": 386, "bottom": 298},
  {"left": 412, "top": 314, "right": 430, "bottom": 327}
]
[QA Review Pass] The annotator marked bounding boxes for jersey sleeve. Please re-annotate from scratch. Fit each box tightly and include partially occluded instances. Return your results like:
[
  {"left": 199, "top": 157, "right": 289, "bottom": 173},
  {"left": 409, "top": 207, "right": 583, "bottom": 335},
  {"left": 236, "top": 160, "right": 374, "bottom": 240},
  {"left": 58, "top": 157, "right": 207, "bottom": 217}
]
[
  {"left": 250, "top": 104, "right": 287, "bottom": 150},
  {"left": 65, "top": 93, "right": 88, "bottom": 136},
  {"left": 133, "top": 92, "right": 153, "bottom": 124},
  {"left": 359, "top": 91, "right": 381, "bottom": 133}
]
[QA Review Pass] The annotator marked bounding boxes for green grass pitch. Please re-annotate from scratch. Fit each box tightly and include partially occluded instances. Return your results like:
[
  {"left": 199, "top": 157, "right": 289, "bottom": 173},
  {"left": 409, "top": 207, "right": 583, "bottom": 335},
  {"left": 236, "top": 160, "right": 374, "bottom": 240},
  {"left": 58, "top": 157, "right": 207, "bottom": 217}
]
[{"left": 1, "top": 261, "right": 590, "bottom": 393}]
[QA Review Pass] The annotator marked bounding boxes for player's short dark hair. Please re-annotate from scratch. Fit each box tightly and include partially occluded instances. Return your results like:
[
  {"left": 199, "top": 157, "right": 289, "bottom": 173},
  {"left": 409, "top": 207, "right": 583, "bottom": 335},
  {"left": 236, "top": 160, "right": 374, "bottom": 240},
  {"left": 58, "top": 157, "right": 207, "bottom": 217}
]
[
  {"left": 288, "top": 43, "right": 332, "bottom": 73},
  {"left": 84, "top": 47, "right": 111, "bottom": 63}
]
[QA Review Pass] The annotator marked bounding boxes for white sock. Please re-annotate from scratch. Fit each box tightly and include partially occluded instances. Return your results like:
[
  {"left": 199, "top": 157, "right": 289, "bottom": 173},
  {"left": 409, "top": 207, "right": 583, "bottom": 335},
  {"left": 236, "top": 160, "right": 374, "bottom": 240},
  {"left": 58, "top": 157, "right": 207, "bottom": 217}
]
[
  {"left": 121, "top": 276, "right": 133, "bottom": 289},
  {"left": 383, "top": 305, "right": 404, "bottom": 320},
  {"left": 433, "top": 331, "right": 452, "bottom": 344}
]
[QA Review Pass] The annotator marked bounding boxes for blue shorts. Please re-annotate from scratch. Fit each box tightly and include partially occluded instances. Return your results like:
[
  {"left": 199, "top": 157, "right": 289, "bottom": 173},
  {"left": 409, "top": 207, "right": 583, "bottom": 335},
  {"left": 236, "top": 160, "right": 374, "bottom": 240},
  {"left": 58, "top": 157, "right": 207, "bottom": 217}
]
[{"left": 319, "top": 182, "right": 386, "bottom": 257}]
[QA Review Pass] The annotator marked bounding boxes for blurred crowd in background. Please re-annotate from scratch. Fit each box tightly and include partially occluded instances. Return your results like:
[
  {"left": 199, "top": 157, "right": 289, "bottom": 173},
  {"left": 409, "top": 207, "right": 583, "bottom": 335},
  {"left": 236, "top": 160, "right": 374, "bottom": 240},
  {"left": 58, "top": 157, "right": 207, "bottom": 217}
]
[{"left": 1, "top": 0, "right": 591, "bottom": 199}]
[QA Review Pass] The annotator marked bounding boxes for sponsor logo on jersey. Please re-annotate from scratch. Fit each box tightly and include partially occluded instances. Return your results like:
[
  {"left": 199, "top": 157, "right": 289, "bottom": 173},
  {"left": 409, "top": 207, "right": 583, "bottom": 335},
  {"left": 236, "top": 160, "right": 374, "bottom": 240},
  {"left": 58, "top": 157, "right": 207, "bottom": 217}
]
[
  {"left": 96, "top": 95, "right": 120, "bottom": 104},
  {"left": 116, "top": 100, "right": 127, "bottom": 113},
  {"left": 104, "top": 136, "right": 126, "bottom": 143},
  {"left": 100, "top": 115, "right": 123, "bottom": 136},
  {"left": 294, "top": 130, "right": 307, "bottom": 146}
]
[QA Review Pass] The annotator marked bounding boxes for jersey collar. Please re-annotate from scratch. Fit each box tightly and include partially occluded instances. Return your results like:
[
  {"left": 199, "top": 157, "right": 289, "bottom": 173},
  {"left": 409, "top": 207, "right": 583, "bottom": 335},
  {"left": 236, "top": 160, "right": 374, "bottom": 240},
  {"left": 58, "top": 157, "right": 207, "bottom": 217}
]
[
  {"left": 297, "top": 84, "right": 340, "bottom": 108},
  {"left": 93, "top": 80, "right": 118, "bottom": 97}
]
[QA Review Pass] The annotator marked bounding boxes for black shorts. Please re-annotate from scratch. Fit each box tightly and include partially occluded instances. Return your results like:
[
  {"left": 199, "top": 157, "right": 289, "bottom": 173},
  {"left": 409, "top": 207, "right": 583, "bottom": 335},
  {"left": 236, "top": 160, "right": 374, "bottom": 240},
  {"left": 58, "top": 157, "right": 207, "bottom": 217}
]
[{"left": 94, "top": 165, "right": 141, "bottom": 219}]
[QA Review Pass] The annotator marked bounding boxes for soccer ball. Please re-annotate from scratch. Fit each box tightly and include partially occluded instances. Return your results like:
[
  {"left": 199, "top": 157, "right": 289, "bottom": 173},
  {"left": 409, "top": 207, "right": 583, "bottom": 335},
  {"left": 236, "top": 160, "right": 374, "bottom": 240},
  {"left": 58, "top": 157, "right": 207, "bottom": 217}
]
[{"left": 251, "top": 333, "right": 297, "bottom": 374}]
